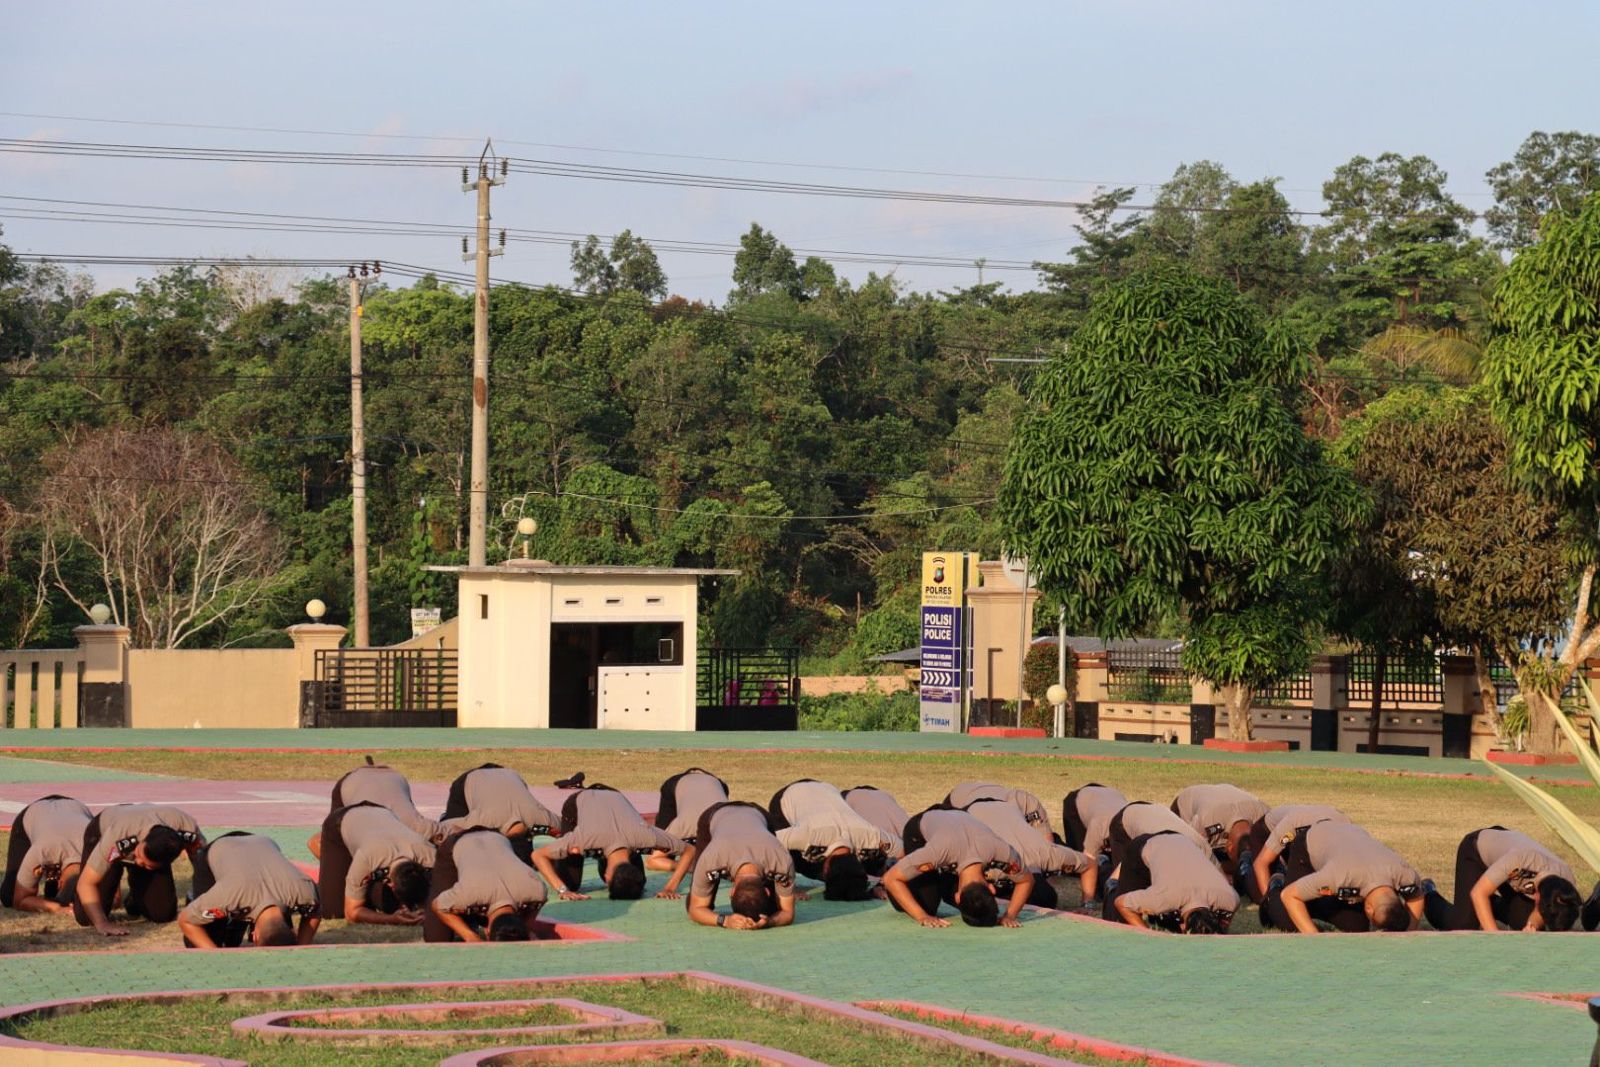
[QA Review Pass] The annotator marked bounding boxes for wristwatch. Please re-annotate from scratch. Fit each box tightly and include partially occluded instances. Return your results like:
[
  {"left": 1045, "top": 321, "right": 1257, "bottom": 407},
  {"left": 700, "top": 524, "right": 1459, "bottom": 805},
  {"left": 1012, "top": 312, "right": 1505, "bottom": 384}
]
[{"left": 716, "top": 914, "right": 726, "bottom": 927}]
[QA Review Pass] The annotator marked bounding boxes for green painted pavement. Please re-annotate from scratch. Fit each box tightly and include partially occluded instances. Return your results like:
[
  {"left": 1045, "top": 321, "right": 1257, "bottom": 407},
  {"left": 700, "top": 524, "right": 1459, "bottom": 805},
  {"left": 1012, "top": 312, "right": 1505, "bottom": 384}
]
[
  {"left": 0, "top": 754, "right": 161, "bottom": 783},
  {"left": 0, "top": 727, "right": 1587, "bottom": 782},
  {"left": 1, "top": 868, "right": 1596, "bottom": 1067}
]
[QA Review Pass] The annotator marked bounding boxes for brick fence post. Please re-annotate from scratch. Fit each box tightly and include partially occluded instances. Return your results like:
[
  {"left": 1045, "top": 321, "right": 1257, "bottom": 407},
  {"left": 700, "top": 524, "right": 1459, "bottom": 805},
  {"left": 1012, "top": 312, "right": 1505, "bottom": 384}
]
[
  {"left": 1310, "top": 654, "right": 1348, "bottom": 752},
  {"left": 288, "top": 623, "right": 348, "bottom": 728},
  {"left": 1072, "top": 649, "right": 1108, "bottom": 739},
  {"left": 74, "top": 624, "right": 130, "bottom": 728}
]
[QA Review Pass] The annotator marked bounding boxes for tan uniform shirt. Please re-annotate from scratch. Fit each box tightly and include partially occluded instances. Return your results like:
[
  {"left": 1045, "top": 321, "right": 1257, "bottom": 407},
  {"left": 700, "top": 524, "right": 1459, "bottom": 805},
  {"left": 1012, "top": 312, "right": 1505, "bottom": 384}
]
[
  {"left": 1074, "top": 785, "right": 1129, "bottom": 854},
  {"left": 442, "top": 767, "right": 558, "bottom": 836},
  {"left": 433, "top": 832, "right": 548, "bottom": 914},
  {"left": 661, "top": 771, "right": 729, "bottom": 841},
  {"left": 691, "top": 805, "right": 795, "bottom": 899},
  {"left": 180, "top": 835, "right": 318, "bottom": 925},
  {"left": 775, "top": 780, "right": 900, "bottom": 859},
  {"left": 339, "top": 766, "right": 445, "bottom": 842},
  {"left": 1084, "top": 802, "right": 1208, "bottom": 860},
  {"left": 15, "top": 797, "right": 91, "bottom": 892},
  {"left": 86, "top": 804, "right": 202, "bottom": 876},
  {"left": 948, "top": 782, "right": 1054, "bottom": 835},
  {"left": 1285, "top": 822, "right": 1420, "bottom": 902},
  {"left": 339, "top": 804, "right": 437, "bottom": 901},
  {"left": 965, "top": 799, "right": 1090, "bottom": 876},
  {"left": 542, "top": 789, "right": 680, "bottom": 859},
  {"left": 1115, "top": 833, "right": 1240, "bottom": 918},
  {"left": 845, "top": 787, "right": 910, "bottom": 841},
  {"left": 1263, "top": 804, "right": 1349, "bottom": 842},
  {"left": 892, "top": 809, "right": 1021, "bottom": 879},
  {"left": 1476, "top": 828, "right": 1575, "bottom": 897},
  {"left": 1172, "top": 784, "right": 1269, "bottom": 848}
]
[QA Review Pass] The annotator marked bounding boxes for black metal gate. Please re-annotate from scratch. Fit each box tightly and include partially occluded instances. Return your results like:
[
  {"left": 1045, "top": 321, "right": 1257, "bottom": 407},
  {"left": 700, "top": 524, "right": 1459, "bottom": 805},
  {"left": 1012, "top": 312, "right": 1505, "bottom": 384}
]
[
  {"left": 310, "top": 648, "right": 458, "bottom": 728},
  {"left": 696, "top": 647, "right": 799, "bottom": 730}
]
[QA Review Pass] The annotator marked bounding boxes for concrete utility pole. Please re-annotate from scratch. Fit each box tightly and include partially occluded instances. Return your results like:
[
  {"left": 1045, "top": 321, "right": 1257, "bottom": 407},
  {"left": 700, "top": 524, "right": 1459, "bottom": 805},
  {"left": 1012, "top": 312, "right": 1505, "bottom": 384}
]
[
  {"left": 347, "top": 262, "right": 379, "bottom": 647},
  {"left": 463, "top": 141, "right": 506, "bottom": 568}
]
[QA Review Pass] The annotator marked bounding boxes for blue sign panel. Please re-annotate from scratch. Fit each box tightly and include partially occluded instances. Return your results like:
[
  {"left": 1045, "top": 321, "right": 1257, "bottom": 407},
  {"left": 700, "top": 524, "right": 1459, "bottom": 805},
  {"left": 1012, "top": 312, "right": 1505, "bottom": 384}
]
[{"left": 919, "top": 604, "right": 962, "bottom": 731}]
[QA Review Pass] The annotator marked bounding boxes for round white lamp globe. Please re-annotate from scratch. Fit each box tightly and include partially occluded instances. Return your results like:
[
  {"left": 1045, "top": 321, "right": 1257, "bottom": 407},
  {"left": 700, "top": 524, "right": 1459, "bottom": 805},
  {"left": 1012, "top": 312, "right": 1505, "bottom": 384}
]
[
  {"left": 516, "top": 516, "right": 538, "bottom": 536},
  {"left": 88, "top": 603, "right": 112, "bottom": 625},
  {"left": 1045, "top": 683, "right": 1069, "bottom": 706},
  {"left": 305, "top": 598, "right": 327, "bottom": 621}
]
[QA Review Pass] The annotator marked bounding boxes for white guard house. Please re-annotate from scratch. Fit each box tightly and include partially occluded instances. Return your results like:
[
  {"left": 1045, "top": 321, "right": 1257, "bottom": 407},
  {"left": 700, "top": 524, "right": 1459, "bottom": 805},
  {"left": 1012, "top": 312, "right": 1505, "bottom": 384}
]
[{"left": 437, "top": 560, "right": 737, "bottom": 730}]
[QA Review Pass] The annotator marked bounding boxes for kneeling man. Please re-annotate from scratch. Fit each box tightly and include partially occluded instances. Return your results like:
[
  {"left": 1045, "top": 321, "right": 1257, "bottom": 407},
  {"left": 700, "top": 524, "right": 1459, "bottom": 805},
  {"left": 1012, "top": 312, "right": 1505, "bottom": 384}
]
[
  {"left": 686, "top": 801, "right": 796, "bottom": 931},
  {"left": 426, "top": 828, "right": 547, "bottom": 942},
  {"left": 178, "top": 832, "right": 319, "bottom": 949},
  {"left": 1107, "top": 831, "right": 1238, "bottom": 934},
  {"left": 883, "top": 807, "right": 1031, "bottom": 929},
  {"left": 964, "top": 797, "right": 1091, "bottom": 908},
  {"left": 73, "top": 803, "right": 204, "bottom": 936},
  {"left": 649, "top": 768, "right": 729, "bottom": 874},
  {"left": 768, "top": 779, "right": 899, "bottom": 900},
  {"left": 945, "top": 781, "right": 1055, "bottom": 841},
  {"left": 533, "top": 784, "right": 680, "bottom": 901},
  {"left": 2, "top": 794, "right": 91, "bottom": 914},
  {"left": 441, "top": 763, "right": 559, "bottom": 860},
  {"left": 1264, "top": 821, "right": 1423, "bottom": 934},
  {"left": 318, "top": 802, "right": 435, "bottom": 925}
]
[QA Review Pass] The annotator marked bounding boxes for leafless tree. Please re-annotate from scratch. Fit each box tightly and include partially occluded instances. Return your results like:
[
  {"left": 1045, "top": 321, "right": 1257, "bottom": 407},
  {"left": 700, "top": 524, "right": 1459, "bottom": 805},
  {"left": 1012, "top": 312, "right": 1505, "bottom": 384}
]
[
  {"left": 210, "top": 260, "right": 307, "bottom": 314},
  {"left": 35, "top": 427, "right": 285, "bottom": 647},
  {"left": 0, "top": 498, "right": 53, "bottom": 646}
]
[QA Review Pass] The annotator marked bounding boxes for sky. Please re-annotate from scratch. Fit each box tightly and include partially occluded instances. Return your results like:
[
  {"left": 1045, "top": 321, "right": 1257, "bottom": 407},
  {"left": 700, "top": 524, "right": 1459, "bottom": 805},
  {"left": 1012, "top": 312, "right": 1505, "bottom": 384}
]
[{"left": 3, "top": 1, "right": 1598, "bottom": 300}]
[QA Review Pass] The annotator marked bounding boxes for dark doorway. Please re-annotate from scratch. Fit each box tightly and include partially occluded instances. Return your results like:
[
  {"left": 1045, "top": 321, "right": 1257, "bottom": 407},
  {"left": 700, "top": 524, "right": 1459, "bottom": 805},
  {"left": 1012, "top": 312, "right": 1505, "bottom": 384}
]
[{"left": 549, "top": 622, "right": 684, "bottom": 729}]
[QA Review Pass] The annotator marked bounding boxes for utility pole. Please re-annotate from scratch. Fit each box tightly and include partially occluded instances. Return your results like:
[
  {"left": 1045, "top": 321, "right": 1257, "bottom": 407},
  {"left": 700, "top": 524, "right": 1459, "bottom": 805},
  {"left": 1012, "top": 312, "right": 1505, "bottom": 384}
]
[
  {"left": 348, "top": 261, "right": 380, "bottom": 647},
  {"left": 462, "top": 140, "right": 506, "bottom": 568}
]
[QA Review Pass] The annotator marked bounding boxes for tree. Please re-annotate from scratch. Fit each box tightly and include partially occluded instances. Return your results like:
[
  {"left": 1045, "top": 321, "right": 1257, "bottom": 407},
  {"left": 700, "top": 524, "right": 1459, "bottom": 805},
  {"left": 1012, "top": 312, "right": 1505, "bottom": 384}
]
[
  {"left": 1333, "top": 387, "right": 1572, "bottom": 746},
  {"left": 998, "top": 265, "right": 1363, "bottom": 739},
  {"left": 34, "top": 427, "right": 285, "bottom": 647},
  {"left": 730, "top": 224, "right": 801, "bottom": 302},
  {"left": 569, "top": 230, "right": 668, "bottom": 299},
  {"left": 1485, "top": 131, "right": 1600, "bottom": 250},
  {"left": 1034, "top": 188, "right": 1142, "bottom": 306},
  {"left": 1484, "top": 192, "right": 1600, "bottom": 753}
]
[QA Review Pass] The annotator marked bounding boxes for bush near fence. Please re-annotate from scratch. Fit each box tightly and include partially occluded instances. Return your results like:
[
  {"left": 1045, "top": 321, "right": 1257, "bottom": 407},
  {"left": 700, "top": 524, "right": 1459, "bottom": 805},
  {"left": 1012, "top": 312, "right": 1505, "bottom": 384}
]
[{"left": 799, "top": 691, "right": 919, "bottom": 732}]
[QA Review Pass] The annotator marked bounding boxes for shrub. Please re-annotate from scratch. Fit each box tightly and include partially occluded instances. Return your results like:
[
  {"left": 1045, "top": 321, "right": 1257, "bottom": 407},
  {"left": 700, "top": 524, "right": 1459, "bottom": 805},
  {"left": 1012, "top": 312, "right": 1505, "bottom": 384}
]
[{"left": 799, "top": 691, "right": 919, "bottom": 732}]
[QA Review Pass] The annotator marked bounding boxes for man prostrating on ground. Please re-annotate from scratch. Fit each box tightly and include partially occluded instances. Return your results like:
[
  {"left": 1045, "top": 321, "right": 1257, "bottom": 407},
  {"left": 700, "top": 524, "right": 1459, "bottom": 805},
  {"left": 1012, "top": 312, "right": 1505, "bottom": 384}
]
[
  {"left": 72, "top": 802, "right": 204, "bottom": 936},
  {"left": 882, "top": 807, "right": 1032, "bottom": 929},
  {"left": 317, "top": 801, "right": 435, "bottom": 926},
  {"left": 685, "top": 800, "right": 797, "bottom": 931},
  {"left": 531, "top": 783, "right": 681, "bottom": 901}
]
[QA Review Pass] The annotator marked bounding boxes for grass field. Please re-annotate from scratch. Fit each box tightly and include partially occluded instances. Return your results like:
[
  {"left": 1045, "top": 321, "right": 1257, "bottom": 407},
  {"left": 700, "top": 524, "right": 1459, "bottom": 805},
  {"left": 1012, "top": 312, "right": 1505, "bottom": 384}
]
[{"left": 0, "top": 975, "right": 1137, "bottom": 1067}]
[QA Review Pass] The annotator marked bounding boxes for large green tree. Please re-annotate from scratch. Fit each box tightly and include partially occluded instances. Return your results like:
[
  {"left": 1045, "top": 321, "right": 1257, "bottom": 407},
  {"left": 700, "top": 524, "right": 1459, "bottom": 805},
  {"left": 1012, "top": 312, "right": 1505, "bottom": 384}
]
[
  {"left": 998, "top": 265, "right": 1363, "bottom": 738},
  {"left": 1485, "top": 131, "right": 1600, "bottom": 250},
  {"left": 1484, "top": 192, "right": 1600, "bottom": 753}
]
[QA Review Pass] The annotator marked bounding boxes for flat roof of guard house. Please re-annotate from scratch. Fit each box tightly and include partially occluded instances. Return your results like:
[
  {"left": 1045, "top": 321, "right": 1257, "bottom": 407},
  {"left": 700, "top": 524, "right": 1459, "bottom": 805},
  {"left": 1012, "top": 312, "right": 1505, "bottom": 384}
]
[{"left": 427, "top": 562, "right": 739, "bottom": 577}]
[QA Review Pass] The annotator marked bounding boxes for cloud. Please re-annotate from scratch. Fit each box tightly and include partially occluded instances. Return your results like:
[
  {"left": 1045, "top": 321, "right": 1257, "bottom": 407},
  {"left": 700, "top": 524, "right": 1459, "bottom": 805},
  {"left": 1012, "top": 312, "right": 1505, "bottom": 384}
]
[
  {"left": 744, "top": 67, "right": 914, "bottom": 122},
  {"left": 0, "top": 126, "right": 69, "bottom": 176}
]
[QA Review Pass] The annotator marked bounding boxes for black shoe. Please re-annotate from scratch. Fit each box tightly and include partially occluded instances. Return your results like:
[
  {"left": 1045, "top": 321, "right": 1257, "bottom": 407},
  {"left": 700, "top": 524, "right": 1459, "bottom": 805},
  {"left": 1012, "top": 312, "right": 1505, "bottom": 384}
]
[
  {"left": 1236, "top": 850, "right": 1254, "bottom": 885},
  {"left": 553, "top": 771, "right": 586, "bottom": 789},
  {"left": 1582, "top": 881, "right": 1600, "bottom": 932},
  {"left": 1422, "top": 888, "right": 1450, "bottom": 931}
]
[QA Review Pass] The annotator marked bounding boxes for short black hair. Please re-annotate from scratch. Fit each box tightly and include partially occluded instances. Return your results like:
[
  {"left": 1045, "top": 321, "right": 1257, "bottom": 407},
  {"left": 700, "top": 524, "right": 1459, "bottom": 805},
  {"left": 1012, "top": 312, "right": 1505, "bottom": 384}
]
[
  {"left": 1538, "top": 875, "right": 1581, "bottom": 931},
  {"left": 730, "top": 875, "right": 775, "bottom": 919},
  {"left": 957, "top": 883, "right": 998, "bottom": 927},
  {"left": 608, "top": 860, "right": 646, "bottom": 900},
  {"left": 823, "top": 853, "right": 871, "bottom": 901},
  {"left": 254, "top": 911, "right": 296, "bottom": 947},
  {"left": 390, "top": 861, "right": 430, "bottom": 909},
  {"left": 1026, "top": 878, "right": 1059, "bottom": 910},
  {"left": 143, "top": 826, "right": 184, "bottom": 866},
  {"left": 1371, "top": 894, "right": 1410, "bottom": 932},
  {"left": 1184, "top": 907, "right": 1223, "bottom": 935},
  {"left": 488, "top": 912, "right": 531, "bottom": 941}
]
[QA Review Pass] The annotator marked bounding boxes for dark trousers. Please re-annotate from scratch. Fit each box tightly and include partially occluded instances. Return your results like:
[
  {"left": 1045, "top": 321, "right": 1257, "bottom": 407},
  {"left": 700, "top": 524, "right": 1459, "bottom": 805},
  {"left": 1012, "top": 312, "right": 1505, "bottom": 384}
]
[
  {"left": 1425, "top": 828, "right": 1532, "bottom": 931},
  {"left": 183, "top": 831, "right": 252, "bottom": 948},
  {"left": 888, "top": 869, "right": 955, "bottom": 917},
  {"left": 71, "top": 813, "right": 180, "bottom": 926},
  {"left": 556, "top": 785, "right": 636, "bottom": 891},
  {"left": 654, "top": 767, "right": 728, "bottom": 832},
  {"left": 424, "top": 829, "right": 484, "bottom": 943},
  {"left": 1061, "top": 785, "right": 1105, "bottom": 852},
  {"left": 1104, "top": 832, "right": 1181, "bottom": 931},
  {"left": 1241, "top": 816, "right": 1272, "bottom": 904},
  {"left": 1106, "top": 805, "right": 1146, "bottom": 874},
  {"left": 317, "top": 802, "right": 401, "bottom": 919},
  {"left": 1263, "top": 826, "right": 1370, "bottom": 933},
  {"left": 442, "top": 763, "right": 504, "bottom": 821}
]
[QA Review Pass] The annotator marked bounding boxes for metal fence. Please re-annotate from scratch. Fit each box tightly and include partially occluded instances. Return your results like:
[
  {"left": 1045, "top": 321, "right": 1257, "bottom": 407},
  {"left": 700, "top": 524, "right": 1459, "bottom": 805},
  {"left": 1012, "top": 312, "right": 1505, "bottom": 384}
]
[
  {"left": 697, "top": 647, "right": 798, "bottom": 707},
  {"left": 1105, "top": 648, "right": 1190, "bottom": 703},
  {"left": 1346, "top": 652, "right": 1443, "bottom": 705},
  {"left": 1257, "top": 672, "right": 1313, "bottom": 707},
  {"left": 312, "top": 647, "right": 457, "bottom": 727}
]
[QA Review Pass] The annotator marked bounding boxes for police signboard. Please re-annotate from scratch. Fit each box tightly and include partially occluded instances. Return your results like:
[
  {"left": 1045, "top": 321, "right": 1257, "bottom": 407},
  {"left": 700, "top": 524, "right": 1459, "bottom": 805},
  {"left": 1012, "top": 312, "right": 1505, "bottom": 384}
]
[{"left": 919, "top": 551, "right": 967, "bottom": 732}]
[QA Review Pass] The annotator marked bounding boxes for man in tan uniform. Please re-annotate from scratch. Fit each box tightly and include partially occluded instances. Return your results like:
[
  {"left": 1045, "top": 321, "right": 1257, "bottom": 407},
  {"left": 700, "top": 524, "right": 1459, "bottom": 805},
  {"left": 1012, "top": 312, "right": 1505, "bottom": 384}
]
[
  {"left": 2, "top": 794, "right": 91, "bottom": 914},
  {"left": 1062, "top": 783, "right": 1126, "bottom": 859},
  {"left": 946, "top": 782, "right": 1055, "bottom": 841},
  {"left": 325, "top": 761, "right": 446, "bottom": 845},
  {"left": 964, "top": 797, "right": 1092, "bottom": 908},
  {"left": 844, "top": 785, "right": 911, "bottom": 846},
  {"left": 1107, "top": 831, "right": 1239, "bottom": 934},
  {"left": 533, "top": 784, "right": 680, "bottom": 901},
  {"left": 1171, "top": 783, "right": 1269, "bottom": 889},
  {"left": 1249, "top": 804, "right": 1350, "bottom": 904},
  {"left": 1264, "top": 821, "right": 1423, "bottom": 933},
  {"left": 440, "top": 763, "right": 559, "bottom": 862},
  {"left": 647, "top": 768, "right": 729, "bottom": 873},
  {"left": 317, "top": 802, "right": 435, "bottom": 925},
  {"left": 1423, "top": 826, "right": 1581, "bottom": 932},
  {"left": 177, "top": 832, "right": 319, "bottom": 949},
  {"left": 1085, "top": 801, "right": 1213, "bottom": 901},
  {"left": 72, "top": 802, "right": 204, "bottom": 936},
  {"left": 767, "top": 779, "right": 899, "bottom": 901},
  {"left": 685, "top": 801, "right": 797, "bottom": 931},
  {"left": 426, "top": 828, "right": 548, "bottom": 942},
  {"left": 883, "top": 807, "right": 1032, "bottom": 928}
]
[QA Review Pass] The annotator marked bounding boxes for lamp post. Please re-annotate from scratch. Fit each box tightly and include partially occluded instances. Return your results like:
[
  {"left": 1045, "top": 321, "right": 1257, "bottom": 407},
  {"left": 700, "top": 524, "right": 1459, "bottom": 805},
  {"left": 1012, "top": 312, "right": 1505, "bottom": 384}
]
[
  {"left": 517, "top": 516, "right": 538, "bottom": 559},
  {"left": 1046, "top": 682, "right": 1069, "bottom": 739}
]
